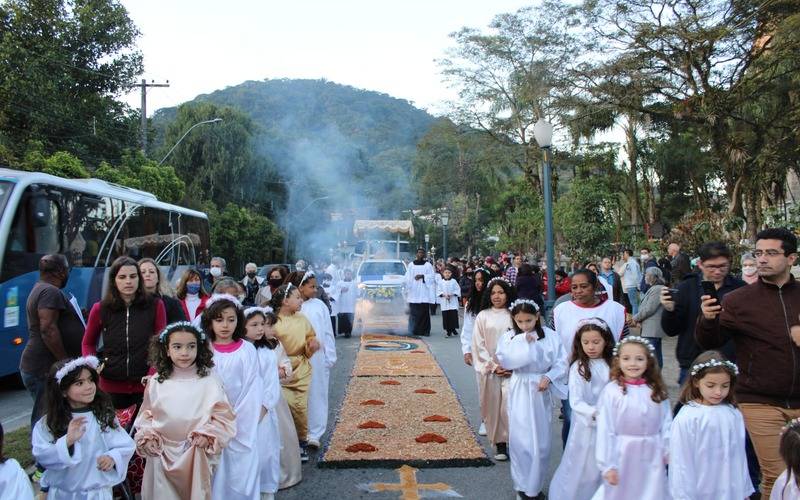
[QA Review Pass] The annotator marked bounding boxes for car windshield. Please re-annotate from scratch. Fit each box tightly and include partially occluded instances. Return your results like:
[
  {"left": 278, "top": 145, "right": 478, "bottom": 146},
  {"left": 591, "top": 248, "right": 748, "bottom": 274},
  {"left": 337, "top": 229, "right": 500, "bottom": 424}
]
[{"left": 359, "top": 262, "right": 406, "bottom": 277}]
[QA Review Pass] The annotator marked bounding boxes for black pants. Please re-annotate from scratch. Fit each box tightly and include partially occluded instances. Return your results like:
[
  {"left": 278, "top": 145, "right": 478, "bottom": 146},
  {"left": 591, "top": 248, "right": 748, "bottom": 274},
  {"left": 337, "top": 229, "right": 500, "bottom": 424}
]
[
  {"left": 338, "top": 313, "right": 354, "bottom": 337},
  {"left": 408, "top": 303, "right": 431, "bottom": 336},
  {"left": 330, "top": 315, "right": 337, "bottom": 335},
  {"left": 442, "top": 309, "right": 459, "bottom": 333}
]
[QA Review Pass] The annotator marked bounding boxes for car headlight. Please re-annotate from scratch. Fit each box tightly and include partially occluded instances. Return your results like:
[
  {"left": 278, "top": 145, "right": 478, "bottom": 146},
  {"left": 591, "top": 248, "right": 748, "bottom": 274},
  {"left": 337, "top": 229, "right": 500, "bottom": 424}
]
[{"left": 358, "top": 283, "right": 366, "bottom": 289}]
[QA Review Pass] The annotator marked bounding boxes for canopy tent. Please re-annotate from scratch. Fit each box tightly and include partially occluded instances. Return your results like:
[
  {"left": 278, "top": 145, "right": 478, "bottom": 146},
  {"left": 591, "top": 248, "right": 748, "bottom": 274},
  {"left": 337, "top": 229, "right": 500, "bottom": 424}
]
[{"left": 352, "top": 220, "right": 415, "bottom": 238}]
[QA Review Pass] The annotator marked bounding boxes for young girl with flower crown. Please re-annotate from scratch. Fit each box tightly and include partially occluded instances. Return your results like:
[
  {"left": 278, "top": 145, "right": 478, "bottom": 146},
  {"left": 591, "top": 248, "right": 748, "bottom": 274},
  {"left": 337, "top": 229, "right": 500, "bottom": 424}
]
[
  {"left": 595, "top": 336, "right": 672, "bottom": 500},
  {"left": 202, "top": 294, "right": 263, "bottom": 500},
  {"left": 270, "top": 284, "right": 320, "bottom": 463},
  {"left": 495, "top": 299, "right": 567, "bottom": 500},
  {"left": 134, "top": 322, "right": 235, "bottom": 500},
  {"left": 773, "top": 418, "right": 800, "bottom": 500},
  {"left": 243, "top": 307, "right": 283, "bottom": 500},
  {"left": 669, "top": 350, "right": 754, "bottom": 499},
  {"left": 471, "top": 276, "right": 516, "bottom": 461},
  {"left": 31, "top": 356, "right": 136, "bottom": 499},
  {"left": 549, "top": 318, "right": 615, "bottom": 500}
]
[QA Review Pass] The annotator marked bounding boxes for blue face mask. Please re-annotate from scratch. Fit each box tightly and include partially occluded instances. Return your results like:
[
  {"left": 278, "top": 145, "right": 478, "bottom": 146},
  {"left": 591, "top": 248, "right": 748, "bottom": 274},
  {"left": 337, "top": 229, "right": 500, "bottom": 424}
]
[{"left": 187, "top": 283, "right": 201, "bottom": 295}]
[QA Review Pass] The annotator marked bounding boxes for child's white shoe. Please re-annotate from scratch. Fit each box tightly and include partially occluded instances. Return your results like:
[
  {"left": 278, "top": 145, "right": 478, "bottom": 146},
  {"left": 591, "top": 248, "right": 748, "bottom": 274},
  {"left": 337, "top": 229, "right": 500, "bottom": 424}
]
[{"left": 478, "top": 422, "right": 487, "bottom": 436}]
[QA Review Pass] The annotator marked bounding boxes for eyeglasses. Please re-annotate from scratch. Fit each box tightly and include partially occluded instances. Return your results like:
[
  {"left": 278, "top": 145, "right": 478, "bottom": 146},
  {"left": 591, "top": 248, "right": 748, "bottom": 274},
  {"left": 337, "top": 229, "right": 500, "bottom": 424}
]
[{"left": 753, "top": 250, "right": 786, "bottom": 258}]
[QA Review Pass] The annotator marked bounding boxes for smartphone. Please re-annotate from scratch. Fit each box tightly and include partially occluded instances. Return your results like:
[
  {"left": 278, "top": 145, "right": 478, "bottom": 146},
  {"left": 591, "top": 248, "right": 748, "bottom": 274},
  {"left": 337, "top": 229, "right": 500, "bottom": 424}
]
[
  {"left": 701, "top": 281, "right": 719, "bottom": 303},
  {"left": 666, "top": 288, "right": 679, "bottom": 300}
]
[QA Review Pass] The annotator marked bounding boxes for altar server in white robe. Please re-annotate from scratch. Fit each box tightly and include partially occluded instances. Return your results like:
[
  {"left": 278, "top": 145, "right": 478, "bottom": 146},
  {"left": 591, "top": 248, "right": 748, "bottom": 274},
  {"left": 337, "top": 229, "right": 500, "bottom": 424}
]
[
  {"left": 292, "top": 271, "right": 336, "bottom": 448},
  {"left": 595, "top": 336, "right": 672, "bottom": 500},
  {"left": 243, "top": 307, "right": 283, "bottom": 499},
  {"left": 495, "top": 299, "right": 567, "bottom": 500},
  {"left": 405, "top": 248, "right": 435, "bottom": 336},
  {"left": 669, "top": 351, "right": 754, "bottom": 500},
  {"left": 32, "top": 356, "right": 135, "bottom": 500},
  {"left": 437, "top": 265, "right": 461, "bottom": 337},
  {"left": 336, "top": 269, "right": 358, "bottom": 338},
  {"left": 549, "top": 319, "right": 615, "bottom": 500},
  {"left": 205, "top": 295, "right": 262, "bottom": 500}
]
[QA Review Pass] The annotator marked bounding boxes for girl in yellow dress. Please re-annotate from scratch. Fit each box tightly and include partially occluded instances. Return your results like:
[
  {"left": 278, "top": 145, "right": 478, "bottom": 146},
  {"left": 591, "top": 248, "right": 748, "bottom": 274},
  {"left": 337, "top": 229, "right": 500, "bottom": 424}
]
[{"left": 270, "top": 284, "right": 320, "bottom": 462}]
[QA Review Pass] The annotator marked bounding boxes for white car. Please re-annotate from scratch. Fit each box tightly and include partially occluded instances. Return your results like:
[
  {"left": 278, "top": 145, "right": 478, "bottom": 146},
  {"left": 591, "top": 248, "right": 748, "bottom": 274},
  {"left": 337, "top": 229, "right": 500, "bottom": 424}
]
[{"left": 356, "top": 259, "right": 407, "bottom": 303}]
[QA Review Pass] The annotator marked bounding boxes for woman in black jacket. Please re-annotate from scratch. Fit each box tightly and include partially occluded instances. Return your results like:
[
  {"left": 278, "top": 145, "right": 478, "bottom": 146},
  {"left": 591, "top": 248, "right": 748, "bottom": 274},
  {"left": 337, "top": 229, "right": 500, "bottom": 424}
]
[{"left": 138, "top": 258, "right": 187, "bottom": 323}]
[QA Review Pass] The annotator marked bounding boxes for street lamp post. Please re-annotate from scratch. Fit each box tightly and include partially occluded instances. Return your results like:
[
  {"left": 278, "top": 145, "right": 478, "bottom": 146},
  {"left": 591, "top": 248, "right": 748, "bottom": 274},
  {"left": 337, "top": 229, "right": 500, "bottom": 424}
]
[
  {"left": 441, "top": 209, "right": 449, "bottom": 262},
  {"left": 534, "top": 118, "right": 556, "bottom": 310},
  {"left": 283, "top": 195, "right": 330, "bottom": 260},
  {"left": 424, "top": 234, "right": 430, "bottom": 254},
  {"left": 158, "top": 118, "right": 222, "bottom": 166}
]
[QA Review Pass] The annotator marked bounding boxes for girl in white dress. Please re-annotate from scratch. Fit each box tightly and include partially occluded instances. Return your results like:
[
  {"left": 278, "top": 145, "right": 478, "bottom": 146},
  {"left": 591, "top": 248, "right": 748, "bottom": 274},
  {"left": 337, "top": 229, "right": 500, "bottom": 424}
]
[
  {"left": 1, "top": 423, "right": 34, "bottom": 499},
  {"left": 32, "top": 356, "right": 135, "bottom": 500},
  {"left": 549, "top": 318, "right": 615, "bottom": 500},
  {"left": 595, "top": 336, "right": 672, "bottom": 500},
  {"left": 495, "top": 299, "right": 567, "bottom": 500},
  {"left": 670, "top": 350, "right": 754, "bottom": 499},
  {"left": 461, "top": 268, "right": 490, "bottom": 435},
  {"left": 243, "top": 307, "right": 282, "bottom": 500},
  {"left": 203, "top": 294, "right": 263, "bottom": 500},
  {"left": 772, "top": 418, "right": 800, "bottom": 500}
]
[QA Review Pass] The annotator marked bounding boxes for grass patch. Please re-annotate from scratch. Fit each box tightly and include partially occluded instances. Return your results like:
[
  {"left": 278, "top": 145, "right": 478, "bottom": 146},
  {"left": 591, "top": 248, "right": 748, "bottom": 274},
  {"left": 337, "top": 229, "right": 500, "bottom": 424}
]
[{"left": 4, "top": 425, "right": 33, "bottom": 468}]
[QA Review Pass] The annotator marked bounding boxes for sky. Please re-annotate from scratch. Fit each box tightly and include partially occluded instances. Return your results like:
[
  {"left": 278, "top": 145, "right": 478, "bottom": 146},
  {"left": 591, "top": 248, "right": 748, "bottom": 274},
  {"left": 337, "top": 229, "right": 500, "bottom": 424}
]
[{"left": 120, "top": 0, "right": 535, "bottom": 117}]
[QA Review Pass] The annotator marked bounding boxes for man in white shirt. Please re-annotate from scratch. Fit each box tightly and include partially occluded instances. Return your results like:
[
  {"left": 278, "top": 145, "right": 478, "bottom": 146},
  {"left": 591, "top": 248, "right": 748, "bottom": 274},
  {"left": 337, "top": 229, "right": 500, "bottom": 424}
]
[
  {"left": 619, "top": 248, "right": 642, "bottom": 314},
  {"left": 405, "top": 248, "right": 435, "bottom": 336}
]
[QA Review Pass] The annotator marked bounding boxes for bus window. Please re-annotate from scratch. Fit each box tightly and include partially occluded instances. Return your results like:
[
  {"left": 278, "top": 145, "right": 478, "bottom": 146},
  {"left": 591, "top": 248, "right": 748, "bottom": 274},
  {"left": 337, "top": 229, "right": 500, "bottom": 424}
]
[
  {"left": 1, "top": 191, "right": 62, "bottom": 281},
  {"left": 62, "top": 190, "right": 107, "bottom": 268}
]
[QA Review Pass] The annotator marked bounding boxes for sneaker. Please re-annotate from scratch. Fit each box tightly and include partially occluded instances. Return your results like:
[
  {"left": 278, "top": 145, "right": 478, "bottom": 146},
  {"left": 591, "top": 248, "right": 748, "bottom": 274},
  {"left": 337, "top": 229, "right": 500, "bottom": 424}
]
[
  {"left": 299, "top": 441, "right": 309, "bottom": 462},
  {"left": 307, "top": 438, "right": 321, "bottom": 449},
  {"left": 494, "top": 442, "right": 508, "bottom": 461},
  {"left": 478, "top": 422, "right": 487, "bottom": 436}
]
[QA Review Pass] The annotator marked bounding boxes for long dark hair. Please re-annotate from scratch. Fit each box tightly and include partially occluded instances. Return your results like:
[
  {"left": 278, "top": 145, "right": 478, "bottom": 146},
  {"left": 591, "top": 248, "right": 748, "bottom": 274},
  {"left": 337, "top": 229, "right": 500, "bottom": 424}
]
[
  {"left": 149, "top": 323, "right": 214, "bottom": 382},
  {"left": 467, "top": 268, "right": 491, "bottom": 315},
  {"left": 678, "top": 350, "right": 737, "bottom": 405},
  {"left": 779, "top": 420, "right": 800, "bottom": 494},
  {"left": 201, "top": 298, "right": 245, "bottom": 342},
  {"left": 0, "top": 422, "right": 6, "bottom": 463},
  {"left": 480, "top": 277, "right": 516, "bottom": 312},
  {"left": 570, "top": 321, "right": 615, "bottom": 382},
  {"left": 102, "top": 256, "right": 150, "bottom": 311},
  {"left": 176, "top": 268, "right": 208, "bottom": 300},
  {"left": 510, "top": 301, "right": 545, "bottom": 339},
  {"left": 44, "top": 360, "right": 117, "bottom": 439},
  {"left": 270, "top": 284, "right": 301, "bottom": 318}
]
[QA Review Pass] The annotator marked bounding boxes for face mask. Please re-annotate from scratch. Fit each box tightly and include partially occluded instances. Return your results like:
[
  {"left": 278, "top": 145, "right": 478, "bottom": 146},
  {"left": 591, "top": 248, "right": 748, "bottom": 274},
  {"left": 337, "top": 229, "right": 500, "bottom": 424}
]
[
  {"left": 742, "top": 265, "right": 757, "bottom": 276},
  {"left": 210, "top": 267, "right": 222, "bottom": 278},
  {"left": 269, "top": 278, "right": 283, "bottom": 287},
  {"left": 247, "top": 271, "right": 256, "bottom": 279},
  {"left": 186, "top": 283, "right": 201, "bottom": 295},
  {"left": 640, "top": 254, "right": 650, "bottom": 261}
]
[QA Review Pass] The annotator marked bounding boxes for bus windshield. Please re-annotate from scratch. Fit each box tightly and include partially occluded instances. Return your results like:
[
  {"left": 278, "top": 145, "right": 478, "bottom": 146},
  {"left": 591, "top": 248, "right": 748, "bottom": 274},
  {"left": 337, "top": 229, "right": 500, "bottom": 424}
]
[{"left": 359, "top": 261, "right": 406, "bottom": 277}]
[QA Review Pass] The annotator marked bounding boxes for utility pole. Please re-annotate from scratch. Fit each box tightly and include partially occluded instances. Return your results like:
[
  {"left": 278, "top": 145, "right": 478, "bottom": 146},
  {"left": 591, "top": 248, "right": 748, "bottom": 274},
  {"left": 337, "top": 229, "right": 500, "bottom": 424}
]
[{"left": 137, "top": 78, "right": 170, "bottom": 153}]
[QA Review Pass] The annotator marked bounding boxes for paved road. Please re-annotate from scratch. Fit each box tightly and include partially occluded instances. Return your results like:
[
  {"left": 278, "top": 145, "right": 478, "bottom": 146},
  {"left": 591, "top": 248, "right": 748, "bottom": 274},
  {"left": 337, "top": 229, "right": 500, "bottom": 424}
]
[{"left": 0, "top": 310, "right": 681, "bottom": 499}]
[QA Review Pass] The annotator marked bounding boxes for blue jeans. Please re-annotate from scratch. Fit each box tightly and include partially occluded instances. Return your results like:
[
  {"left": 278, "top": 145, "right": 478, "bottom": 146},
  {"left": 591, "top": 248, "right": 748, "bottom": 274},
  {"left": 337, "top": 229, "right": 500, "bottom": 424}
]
[
  {"left": 678, "top": 367, "right": 689, "bottom": 386},
  {"left": 644, "top": 337, "right": 663, "bottom": 368},
  {"left": 625, "top": 288, "right": 639, "bottom": 315},
  {"left": 21, "top": 371, "right": 47, "bottom": 428},
  {"left": 561, "top": 398, "right": 572, "bottom": 448}
]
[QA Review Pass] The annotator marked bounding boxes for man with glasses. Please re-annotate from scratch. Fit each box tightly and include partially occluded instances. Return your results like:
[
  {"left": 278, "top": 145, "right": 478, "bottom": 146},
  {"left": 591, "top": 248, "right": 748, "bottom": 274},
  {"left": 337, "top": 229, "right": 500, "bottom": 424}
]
[
  {"left": 697, "top": 228, "right": 800, "bottom": 498},
  {"left": 659, "top": 241, "right": 745, "bottom": 384}
]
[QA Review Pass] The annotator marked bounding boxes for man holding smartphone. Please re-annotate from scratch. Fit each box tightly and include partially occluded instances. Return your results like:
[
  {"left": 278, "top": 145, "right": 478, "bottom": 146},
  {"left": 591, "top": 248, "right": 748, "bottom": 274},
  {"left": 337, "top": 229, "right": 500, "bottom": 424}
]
[
  {"left": 696, "top": 228, "right": 800, "bottom": 498},
  {"left": 659, "top": 241, "right": 744, "bottom": 384}
]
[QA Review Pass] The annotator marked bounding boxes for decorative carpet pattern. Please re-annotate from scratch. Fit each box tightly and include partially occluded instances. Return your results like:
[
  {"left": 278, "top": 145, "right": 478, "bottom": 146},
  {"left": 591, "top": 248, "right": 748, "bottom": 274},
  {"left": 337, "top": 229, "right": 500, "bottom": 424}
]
[{"left": 320, "top": 334, "right": 491, "bottom": 468}]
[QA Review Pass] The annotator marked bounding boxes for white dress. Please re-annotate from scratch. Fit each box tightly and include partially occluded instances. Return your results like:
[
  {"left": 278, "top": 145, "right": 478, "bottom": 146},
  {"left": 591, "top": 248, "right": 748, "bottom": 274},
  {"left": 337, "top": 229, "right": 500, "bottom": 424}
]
[
  {"left": 495, "top": 327, "right": 567, "bottom": 497},
  {"left": 669, "top": 402, "right": 754, "bottom": 500},
  {"left": 460, "top": 307, "right": 476, "bottom": 355},
  {"left": 31, "top": 410, "right": 135, "bottom": 500},
  {"left": 302, "top": 299, "right": 337, "bottom": 443},
  {"left": 212, "top": 340, "right": 262, "bottom": 500},
  {"left": 771, "top": 470, "right": 800, "bottom": 500},
  {"left": 549, "top": 359, "right": 610, "bottom": 500},
  {"left": 595, "top": 381, "right": 672, "bottom": 500},
  {"left": 255, "top": 346, "right": 282, "bottom": 494},
  {"left": 0, "top": 458, "right": 34, "bottom": 500}
]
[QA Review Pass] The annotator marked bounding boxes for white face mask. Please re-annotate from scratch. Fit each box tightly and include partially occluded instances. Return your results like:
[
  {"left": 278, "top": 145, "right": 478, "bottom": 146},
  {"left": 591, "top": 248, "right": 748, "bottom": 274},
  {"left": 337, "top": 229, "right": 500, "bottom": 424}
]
[
  {"left": 640, "top": 253, "right": 650, "bottom": 261},
  {"left": 742, "top": 265, "right": 757, "bottom": 276},
  {"left": 210, "top": 267, "right": 222, "bottom": 278}
]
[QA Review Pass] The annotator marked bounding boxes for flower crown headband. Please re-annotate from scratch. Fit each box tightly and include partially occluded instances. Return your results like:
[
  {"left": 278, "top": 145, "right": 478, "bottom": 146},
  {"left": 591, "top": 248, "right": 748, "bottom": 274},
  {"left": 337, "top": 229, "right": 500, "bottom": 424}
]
[
  {"left": 509, "top": 299, "right": 539, "bottom": 312},
  {"left": 205, "top": 293, "right": 243, "bottom": 310},
  {"left": 55, "top": 356, "right": 99, "bottom": 384},
  {"left": 301, "top": 270, "right": 315, "bottom": 285},
  {"left": 612, "top": 336, "right": 656, "bottom": 357},
  {"left": 782, "top": 417, "right": 800, "bottom": 435},
  {"left": 576, "top": 317, "right": 611, "bottom": 331},
  {"left": 158, "top": 321, "right": 206, "bottom": 343},
  {"left": 690, "top": 358, "right": 739, "bottom": 377},
  {"left": 486, "top": 276, "right": 511, "bottom": 289}
]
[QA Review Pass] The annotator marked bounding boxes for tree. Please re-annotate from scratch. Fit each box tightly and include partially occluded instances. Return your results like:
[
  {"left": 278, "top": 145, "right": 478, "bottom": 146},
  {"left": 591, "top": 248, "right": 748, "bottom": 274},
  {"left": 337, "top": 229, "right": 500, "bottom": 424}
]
[
  {"left": 205, "top": 202, "right": 284, "bottom": 274},
  {"left": 94, "top": 150, "right": 185, "bottom": 203},
  {"left": 0, "top": 0, "right": 143, "bottom": 164}
]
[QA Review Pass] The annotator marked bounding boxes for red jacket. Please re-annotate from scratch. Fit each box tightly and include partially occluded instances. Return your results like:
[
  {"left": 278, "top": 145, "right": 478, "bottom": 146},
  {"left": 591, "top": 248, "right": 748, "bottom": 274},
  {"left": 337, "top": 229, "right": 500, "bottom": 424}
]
[{"left": 180, "top": 294, "right": 209, "bottom": 322}]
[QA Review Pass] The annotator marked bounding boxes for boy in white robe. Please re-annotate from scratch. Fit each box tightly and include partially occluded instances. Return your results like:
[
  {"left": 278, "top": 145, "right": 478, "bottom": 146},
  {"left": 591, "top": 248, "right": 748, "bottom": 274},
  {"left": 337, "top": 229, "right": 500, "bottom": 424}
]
[{"left": 437, "top": 266, "right": 461, "bottom": 337}]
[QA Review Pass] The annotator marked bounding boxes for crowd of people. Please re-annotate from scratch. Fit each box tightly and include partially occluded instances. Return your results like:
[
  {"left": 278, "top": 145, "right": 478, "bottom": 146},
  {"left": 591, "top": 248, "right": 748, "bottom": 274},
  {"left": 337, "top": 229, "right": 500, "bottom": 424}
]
[{"left": 2, "top": 228, "right": 800, "bottom": 499}]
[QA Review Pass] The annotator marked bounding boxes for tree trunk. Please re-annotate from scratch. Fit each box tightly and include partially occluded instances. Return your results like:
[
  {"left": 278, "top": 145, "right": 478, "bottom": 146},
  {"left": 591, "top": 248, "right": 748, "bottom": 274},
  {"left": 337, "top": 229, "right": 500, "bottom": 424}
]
[{"left": 624, "top": 114, "right": 641, "bottom": 226}]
